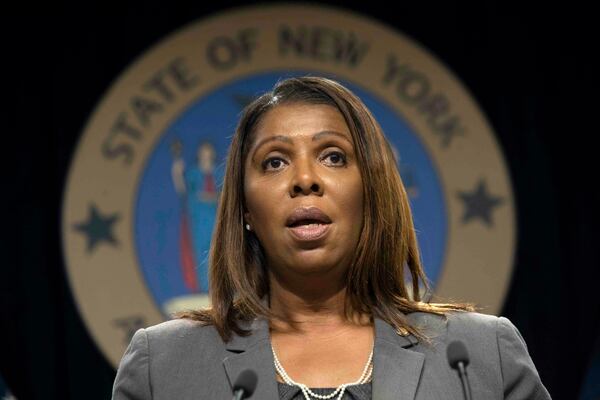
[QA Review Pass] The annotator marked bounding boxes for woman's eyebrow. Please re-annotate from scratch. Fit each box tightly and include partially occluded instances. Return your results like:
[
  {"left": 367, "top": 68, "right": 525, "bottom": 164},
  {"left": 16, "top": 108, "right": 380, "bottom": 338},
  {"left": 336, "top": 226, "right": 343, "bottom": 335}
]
[
  {"left": 312, "top": 130, "right": 352, "bottom": 144},
  {"left": 251, "top": 130, "right": 352, "bottom": 161}
]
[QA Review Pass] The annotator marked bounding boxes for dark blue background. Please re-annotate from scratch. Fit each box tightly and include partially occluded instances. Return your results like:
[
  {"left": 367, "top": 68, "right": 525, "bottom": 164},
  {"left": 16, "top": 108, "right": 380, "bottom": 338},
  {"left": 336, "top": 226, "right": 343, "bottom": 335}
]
[{"left": 1, "top": 1, "right": 597, "bottom": 399}]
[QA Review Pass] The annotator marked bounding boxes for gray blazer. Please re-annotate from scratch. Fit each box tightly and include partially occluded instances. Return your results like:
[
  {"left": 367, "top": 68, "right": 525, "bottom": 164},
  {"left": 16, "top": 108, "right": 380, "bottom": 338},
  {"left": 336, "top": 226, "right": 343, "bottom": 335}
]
[{"left": 112, "top": 311, "right": 551, "bottom": 399}]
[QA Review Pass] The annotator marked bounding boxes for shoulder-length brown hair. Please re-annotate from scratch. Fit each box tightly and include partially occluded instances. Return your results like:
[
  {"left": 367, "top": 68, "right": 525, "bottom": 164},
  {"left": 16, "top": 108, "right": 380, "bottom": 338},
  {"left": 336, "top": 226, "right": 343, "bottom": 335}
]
[{"left": 178, "top": 76, "right": 472, "bottom": 341}]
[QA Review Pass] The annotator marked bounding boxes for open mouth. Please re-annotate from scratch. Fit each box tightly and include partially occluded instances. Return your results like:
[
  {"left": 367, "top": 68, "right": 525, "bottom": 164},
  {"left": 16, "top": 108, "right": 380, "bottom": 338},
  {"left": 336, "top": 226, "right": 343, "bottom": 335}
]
[
  {"left": 287, "top": 220, "right": 331, "bottom": 241},
  {"left": 285, "top": 207, "right": 332, "bottom": 241},
  {"left": 288, "top": 219, "right": 326, "bottom": 227}
]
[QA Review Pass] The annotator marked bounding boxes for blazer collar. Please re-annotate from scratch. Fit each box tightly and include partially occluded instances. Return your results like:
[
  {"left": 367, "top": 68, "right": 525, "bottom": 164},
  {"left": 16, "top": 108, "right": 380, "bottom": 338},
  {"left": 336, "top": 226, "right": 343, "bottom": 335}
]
[
  {"left": 222, "top": 316, "right": 425, "bottom": 400},
  {"left": 222, "top": 318, "right": 278, "bottom": 400},
  {"left": 372, "top": 317, "right": 425, "bottom": 399},
  {"left": 224, "top": 317, "right": 270, "bottom": 352}
]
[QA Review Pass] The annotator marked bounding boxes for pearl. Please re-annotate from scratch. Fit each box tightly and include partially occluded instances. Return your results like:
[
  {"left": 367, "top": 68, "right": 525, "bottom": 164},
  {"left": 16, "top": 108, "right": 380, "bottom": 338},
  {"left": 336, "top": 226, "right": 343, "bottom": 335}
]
[{"left": 272, "top": 346, "right": 374, "bottom": 400}]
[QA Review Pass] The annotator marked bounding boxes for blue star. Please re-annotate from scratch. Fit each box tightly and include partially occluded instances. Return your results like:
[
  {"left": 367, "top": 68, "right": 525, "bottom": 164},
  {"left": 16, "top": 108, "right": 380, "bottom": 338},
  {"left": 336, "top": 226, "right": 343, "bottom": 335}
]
[
  {"left": 457, "top": 180, "right": 504, "bottom": 227},
  {"left": 73, "top": 204, "right": 120, "bottom": 253}
]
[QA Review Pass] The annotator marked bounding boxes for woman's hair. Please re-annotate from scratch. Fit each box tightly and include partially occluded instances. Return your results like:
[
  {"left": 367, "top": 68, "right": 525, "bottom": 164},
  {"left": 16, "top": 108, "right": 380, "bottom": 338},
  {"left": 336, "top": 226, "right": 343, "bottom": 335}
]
[{"left": 177, "top": 76, "right": 473, "bottom": 341}]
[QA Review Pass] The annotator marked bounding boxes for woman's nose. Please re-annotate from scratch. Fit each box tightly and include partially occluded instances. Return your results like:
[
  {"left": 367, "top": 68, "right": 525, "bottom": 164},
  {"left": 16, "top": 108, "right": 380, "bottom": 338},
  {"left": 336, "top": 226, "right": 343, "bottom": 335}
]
[{"left": 290, "top": 155, "right": 324, "bottom": 197}]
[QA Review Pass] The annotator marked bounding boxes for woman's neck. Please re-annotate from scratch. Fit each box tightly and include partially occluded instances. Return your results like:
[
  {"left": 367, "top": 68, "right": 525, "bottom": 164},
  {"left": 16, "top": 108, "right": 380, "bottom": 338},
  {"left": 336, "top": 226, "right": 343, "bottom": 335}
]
[{"left": 268, "top": 270, "right": 370, "bottom": 335}]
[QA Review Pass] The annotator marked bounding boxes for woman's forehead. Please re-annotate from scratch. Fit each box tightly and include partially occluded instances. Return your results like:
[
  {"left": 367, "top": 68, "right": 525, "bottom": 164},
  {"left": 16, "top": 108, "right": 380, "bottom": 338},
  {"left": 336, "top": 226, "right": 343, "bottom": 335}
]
[{"left": 251, "top": 103, "right": 351, "bottom": 142}]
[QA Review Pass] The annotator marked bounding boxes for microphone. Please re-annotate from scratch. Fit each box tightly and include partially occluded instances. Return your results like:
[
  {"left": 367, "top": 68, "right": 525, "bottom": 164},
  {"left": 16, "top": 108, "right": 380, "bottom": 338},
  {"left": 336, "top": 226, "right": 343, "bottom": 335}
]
[
  {"left": 232, "top": 369, "right": 258, "bottom": 400},
  {"left": 447, "top": 340, "right": 473, "bottom": 400}
]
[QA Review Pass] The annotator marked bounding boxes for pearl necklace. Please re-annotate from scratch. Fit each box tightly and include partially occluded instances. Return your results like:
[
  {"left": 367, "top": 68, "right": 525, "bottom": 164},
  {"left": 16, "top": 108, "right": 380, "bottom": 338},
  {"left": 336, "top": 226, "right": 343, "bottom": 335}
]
[{"left": 272, "top": 346, "right": 374, "bottom": 400}]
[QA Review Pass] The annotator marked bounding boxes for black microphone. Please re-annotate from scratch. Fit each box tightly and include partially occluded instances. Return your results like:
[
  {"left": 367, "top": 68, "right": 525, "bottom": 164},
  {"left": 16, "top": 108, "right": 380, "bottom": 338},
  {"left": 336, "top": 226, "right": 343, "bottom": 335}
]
[
  {"left": 447, "top": 340, "right": 473, "bottom": 400},
  {"left": 232, "top": 369, "right": 258, "bottom": 400}
]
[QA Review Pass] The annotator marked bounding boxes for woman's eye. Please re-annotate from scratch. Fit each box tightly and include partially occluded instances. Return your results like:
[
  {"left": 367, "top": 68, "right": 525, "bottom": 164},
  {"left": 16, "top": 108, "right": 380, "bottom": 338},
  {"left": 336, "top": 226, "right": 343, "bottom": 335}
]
[
  {"left": 262, "top": 157, "right": 286, "bottom": 171},
  {"left": 261, "top": 151, "right": 346, "bottom": 171},
  {"left": 323, "top": 151, "right": 346, "bottom": 166}
]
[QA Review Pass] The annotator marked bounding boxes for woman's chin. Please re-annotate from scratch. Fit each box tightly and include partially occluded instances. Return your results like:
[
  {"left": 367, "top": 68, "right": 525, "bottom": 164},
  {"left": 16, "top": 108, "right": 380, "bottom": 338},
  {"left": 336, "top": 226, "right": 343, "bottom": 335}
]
[{"left": 288, "top": 255, "right": 344, "bottom": 276}]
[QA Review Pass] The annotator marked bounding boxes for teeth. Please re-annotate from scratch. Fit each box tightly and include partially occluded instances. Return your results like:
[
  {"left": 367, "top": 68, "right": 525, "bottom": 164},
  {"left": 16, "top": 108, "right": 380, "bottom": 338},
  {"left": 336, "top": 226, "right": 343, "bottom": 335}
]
[{"left": 293, "top": 221, "right": 321, "bottom": 227}]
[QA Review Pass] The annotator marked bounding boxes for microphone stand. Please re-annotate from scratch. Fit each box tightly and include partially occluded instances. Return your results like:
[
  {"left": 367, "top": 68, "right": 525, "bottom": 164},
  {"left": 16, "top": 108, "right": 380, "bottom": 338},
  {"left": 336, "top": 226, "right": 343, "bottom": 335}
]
[
  {"left": 232, "top": 389, "right": 246, "bottom": 400},
  {"left": 456, "top": 361, "right": 473, "bottom": 400}
]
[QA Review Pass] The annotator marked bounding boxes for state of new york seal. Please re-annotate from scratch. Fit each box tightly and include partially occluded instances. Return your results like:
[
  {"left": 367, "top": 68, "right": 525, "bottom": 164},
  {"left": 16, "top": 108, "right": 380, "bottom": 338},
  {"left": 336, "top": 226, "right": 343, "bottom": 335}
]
[{"left": 61, "top": 4, "right": 516, "bottom": 367}]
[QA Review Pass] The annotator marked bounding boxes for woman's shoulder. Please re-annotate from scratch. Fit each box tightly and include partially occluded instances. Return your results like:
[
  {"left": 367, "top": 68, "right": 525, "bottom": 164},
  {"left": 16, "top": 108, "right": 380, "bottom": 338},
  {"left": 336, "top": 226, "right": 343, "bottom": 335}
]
[
  {"left": 141, "top": 317, "right": 224, "bottom": 347},
  {"left": 403, "top": 312, "right": 550, "bottom": 398},
  {"left": 407, "top": 310, "right": 521, "bottom": 344},
  {"left": 446, "top": 310, "right": 509, "bottom": 329},
  {"left": 113, "top": 318, "right": 234, "bottom": 398}
]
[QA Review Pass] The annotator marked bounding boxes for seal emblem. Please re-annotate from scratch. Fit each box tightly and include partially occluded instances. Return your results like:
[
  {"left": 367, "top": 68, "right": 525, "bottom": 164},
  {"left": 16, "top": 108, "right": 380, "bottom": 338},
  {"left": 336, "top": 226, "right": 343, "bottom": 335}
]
[{"left": 61, "top": 4, "right": 516, "bottom": 367}]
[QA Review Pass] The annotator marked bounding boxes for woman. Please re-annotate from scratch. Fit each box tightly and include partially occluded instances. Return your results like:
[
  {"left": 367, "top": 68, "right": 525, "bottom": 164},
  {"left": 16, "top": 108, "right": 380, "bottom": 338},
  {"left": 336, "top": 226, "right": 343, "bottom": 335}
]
[{"left": 112, "top": 77, "right": 551, "bottom": 399}]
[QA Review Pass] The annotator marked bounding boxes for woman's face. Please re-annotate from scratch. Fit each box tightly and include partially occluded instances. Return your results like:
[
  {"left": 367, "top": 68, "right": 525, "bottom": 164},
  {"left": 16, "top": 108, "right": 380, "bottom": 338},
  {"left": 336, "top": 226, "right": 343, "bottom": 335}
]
[{"left": 243, "top": 103, "right": 364, "bottom": 278}]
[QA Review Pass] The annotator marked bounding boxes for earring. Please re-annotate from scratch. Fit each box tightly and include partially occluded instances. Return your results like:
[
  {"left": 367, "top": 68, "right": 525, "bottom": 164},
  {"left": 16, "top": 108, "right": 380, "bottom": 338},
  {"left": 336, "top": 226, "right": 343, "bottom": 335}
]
[{"left": 245, "top": 223, "right": 251, "bottom": 231}]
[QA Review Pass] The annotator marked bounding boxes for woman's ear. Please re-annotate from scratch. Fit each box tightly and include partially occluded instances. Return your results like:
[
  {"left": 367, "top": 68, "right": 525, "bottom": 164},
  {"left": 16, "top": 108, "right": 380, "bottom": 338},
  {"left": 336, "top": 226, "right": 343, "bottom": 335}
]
[{"left": 244, "top": 211, "right": 253, "bottom": 227}]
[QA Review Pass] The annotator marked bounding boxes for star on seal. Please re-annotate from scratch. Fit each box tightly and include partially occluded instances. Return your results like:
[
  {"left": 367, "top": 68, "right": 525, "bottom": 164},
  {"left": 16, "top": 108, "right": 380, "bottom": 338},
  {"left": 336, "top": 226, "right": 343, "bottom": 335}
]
[
  {"left": 457, "top": 179, "right": 504, "bottom": 227},
  {"left": 73, "top": 204, "right": 120, "bottom": 253}
]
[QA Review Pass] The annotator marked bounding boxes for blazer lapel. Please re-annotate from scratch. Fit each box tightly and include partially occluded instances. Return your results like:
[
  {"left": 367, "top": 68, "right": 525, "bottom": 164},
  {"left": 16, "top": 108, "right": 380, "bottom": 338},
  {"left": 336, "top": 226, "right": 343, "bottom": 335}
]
[
  {"left": 221, "top": 314, "right": 426, "bottom": 400},
  {"left": 372, "top": 317, "right": 425, "bottom": 400},
  {"left": 222, "top": 318, "right": 279, "bottom": 400}
]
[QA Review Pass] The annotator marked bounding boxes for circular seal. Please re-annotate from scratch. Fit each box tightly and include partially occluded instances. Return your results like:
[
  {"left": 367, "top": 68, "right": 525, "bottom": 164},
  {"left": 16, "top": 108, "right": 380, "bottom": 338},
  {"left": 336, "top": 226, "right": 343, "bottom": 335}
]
[{"left": 61, "top": 4, "right": 516, "bottom": 367}]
